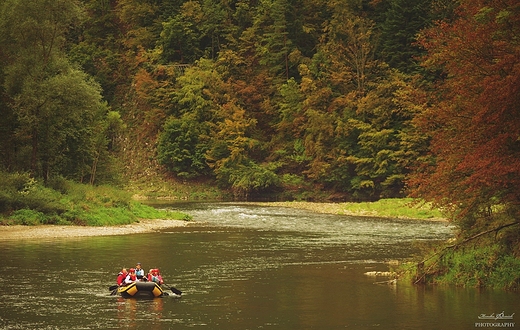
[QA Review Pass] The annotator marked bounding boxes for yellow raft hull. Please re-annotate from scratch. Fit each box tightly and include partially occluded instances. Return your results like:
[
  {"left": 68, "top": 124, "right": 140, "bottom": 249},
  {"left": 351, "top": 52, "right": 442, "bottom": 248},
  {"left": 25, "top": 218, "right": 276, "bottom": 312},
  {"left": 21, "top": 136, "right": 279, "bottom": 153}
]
[{"left": 118, "top": 281, "right": 164, "bottom": 298}]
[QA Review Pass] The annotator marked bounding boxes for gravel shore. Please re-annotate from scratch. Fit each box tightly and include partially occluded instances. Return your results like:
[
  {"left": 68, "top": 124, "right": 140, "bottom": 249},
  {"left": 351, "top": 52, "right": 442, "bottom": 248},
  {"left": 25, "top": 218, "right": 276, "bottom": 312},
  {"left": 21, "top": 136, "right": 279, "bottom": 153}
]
[{"left": 0, "top": 219, "right": 189, "bottom": 241}]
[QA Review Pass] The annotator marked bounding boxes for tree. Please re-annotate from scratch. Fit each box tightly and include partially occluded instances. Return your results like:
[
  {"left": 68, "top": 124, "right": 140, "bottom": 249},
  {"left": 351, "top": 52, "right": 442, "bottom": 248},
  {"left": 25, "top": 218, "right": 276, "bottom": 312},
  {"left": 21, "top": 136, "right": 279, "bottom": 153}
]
[
  {"left": 378, "top": 0, "right": 432, "bottom": 74},
  {"left": 157, "top": 60, "right": 221, "bottom": 179},
  {"left": 157, "top": 114, "right": 210, "bottom": 178},
  {"left": 269, "top": 7, "right": 420, "bottom": 199},
  {"left": 409, "top": 0, "right": 520, "bottom": 228},
  {"left": 252, "top": 0, "right": 292, "bottom": 80},
  {"left": 322, "top": 11, "right": 378, "bottom": 92},
  {"left": 0, "top": 0, "right": 113, "bottom": 182},
  {"left": 160, "top": 7, "right": 202, "bottom": 63},
  {"left": 67, "top": 0, "right": 123, "bottom": 103}
]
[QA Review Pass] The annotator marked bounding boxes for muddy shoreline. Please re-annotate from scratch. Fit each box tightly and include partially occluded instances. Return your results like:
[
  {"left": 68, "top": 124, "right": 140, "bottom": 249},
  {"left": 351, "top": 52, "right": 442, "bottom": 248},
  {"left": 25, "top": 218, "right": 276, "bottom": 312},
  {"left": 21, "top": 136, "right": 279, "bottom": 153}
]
[{"left": 0, "top": 219, "right": 189, "bottom": 241}]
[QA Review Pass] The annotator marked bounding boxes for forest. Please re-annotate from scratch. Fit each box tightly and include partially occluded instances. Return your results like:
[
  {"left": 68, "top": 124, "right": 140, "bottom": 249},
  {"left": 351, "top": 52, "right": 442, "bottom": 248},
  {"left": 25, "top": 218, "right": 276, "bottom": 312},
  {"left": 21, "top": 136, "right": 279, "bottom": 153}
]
[{"left": 0, "top": 0, "right": 519, "bottom": 287}]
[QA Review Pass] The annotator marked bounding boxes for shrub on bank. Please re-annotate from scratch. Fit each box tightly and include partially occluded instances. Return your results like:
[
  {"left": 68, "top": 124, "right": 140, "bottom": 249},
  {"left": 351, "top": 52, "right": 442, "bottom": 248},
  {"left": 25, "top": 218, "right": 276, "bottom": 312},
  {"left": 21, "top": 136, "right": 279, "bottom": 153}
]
[
  {"left": 0, "top": 172, "right": 67, "bottom": 215},
  {"left": 431, "top": 244, "right": 520, "bottom": 290},
  {"left": 9, "top": 209, "right": 47, "bottom": 226},
  {"left": 341, "top": 198, "right": 444, "bottom": 219},
  {"left": 402, "top": 240, "right": 520, "bottom": 291},
  {"left": 129, "top": 202, "right": 192, "bottom": 221},
  {"left": 0, "top": 171, "right": 191, "bottom": 226}
]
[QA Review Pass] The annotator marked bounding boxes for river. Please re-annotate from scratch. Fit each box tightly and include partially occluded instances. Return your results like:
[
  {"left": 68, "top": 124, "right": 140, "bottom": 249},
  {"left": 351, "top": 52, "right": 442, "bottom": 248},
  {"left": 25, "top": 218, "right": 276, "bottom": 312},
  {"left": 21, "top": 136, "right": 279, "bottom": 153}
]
[{"left": 0, "top": 202, "right": 518, "bottom": 329}]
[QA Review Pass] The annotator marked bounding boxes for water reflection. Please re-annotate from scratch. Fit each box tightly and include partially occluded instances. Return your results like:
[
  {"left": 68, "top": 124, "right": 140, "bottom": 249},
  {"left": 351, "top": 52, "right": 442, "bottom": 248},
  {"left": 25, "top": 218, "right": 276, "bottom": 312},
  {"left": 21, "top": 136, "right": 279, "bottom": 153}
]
[
  {"left": 1, "top": 203, "right": 518, "bottom": 329},
  {"left": 116, "top": 297, "right": 165, "bottom": 329}
]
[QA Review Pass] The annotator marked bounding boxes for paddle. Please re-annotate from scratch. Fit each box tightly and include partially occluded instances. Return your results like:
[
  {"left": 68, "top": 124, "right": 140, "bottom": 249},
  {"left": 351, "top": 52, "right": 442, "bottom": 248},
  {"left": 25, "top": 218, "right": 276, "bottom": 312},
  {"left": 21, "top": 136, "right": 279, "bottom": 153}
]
[
  {"left": 108, "top": 284, "right": 118, "bottom": 291},
  {"left": 164, "top": 284, "right": 182, "bottom": 295}
]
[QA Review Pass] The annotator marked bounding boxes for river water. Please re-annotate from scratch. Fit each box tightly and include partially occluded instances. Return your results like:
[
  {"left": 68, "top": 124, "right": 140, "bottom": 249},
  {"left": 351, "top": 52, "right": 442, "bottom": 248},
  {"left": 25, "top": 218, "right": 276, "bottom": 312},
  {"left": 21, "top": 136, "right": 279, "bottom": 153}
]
[{"left": 1, "top": 202, "right": 518, "bottom": 329}]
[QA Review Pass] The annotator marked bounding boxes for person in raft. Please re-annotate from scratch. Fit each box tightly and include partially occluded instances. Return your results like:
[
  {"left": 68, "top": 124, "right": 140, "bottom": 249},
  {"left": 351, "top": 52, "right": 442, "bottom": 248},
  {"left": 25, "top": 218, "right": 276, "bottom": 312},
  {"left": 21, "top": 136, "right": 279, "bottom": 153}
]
[
  {"left": 116, "top": 268, "right": 128, "bottom": 286},
  {"left": 135, "top": 262, "right": 145, "bottom": 280},
  {"left": 147, "top": 268, "right": 164, "bottom": 285},
  {"left": 124, "top": 268, "right": 138, "bottom": 285}
]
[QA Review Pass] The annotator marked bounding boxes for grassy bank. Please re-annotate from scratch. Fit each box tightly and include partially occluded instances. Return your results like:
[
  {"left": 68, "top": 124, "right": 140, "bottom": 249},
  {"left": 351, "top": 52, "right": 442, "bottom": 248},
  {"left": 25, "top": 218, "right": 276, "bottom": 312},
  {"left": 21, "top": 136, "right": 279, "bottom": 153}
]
[
  {"left": 261, "top": 198, "right": 445, "bottom": 220},
  {"left": 0, "top": 172, "right": 191, "bottom": 226},
  {"left": 126, "top": 174, "right": 226, "bottom": 201},
  {"left": 398, "top": 239, "right": 520, "bottom": 291}
]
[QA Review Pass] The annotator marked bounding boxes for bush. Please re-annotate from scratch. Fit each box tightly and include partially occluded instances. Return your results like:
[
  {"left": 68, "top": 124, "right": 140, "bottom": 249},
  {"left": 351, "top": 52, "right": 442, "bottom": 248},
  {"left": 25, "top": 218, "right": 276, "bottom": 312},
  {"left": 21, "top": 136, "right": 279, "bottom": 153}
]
[
  {"left": 46, "top": 176, "right": 73, "bottom": 194},
  {"left": 0, "top": 172, "right": 191, "bottom": 226},
  {"left": 130, "top": 202, "right": 193, "bottom": 221},
  {"left": 410, "top": 242, "right": 520, "bottom": 291},
  {"left": 20, "top": 185, "right": 69, "bottom": 214},
  {"left": 217, "top": 161, "right": 281, "bottom": 196},
  {"left": 0, "top": 171, "right": 33, "bottom": 212},
  {"left": 157, "top": 115, "right": 210, "bottom": 178},
  {"left": 281, "top": 174, "right": 306, "bottom": 188},
  {"left": 83, "top": 184, "right": 131, "bottom": 208},
  {"left": 9, "top": 209, "right": 46, "bottom": 226},
  {"left": 0, "top": 171, "right": 33, "bottom": 192}
]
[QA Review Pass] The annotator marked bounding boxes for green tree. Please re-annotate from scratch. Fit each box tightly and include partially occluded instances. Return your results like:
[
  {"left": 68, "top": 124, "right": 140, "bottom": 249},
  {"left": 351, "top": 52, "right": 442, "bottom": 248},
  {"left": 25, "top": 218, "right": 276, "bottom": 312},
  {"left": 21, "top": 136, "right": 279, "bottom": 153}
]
[
  {"left": 377, "top": 0, "right": 432, "bottom": 74},
  {"left": 0, "top": 0, "right": 113, "bottom": 183},
  {"left": 207, "top": 100, "right": 279, "bottom": 197},
  {"left": 322, "top": 8, "right": 379, "bottom": 93},
  {"left": 67, "top": 0, "right": 122, "bottom": 103},
  {"left": 271, "top": 78, "right": 308, "bottom": 174},
  {"left": 157, "top": 114, "right": 210, "bottom": 178},
  {"left": 157, "top": 60, "right": 220, "bottom": 178},
  {"left": 159, "top": 0, "right": 226, "bottom": 63},
  {"left": 252, "top": 0, "right": 292, "bottom": 79},
  {"left": 272, "top": 8, "right": 418, "bottom": 199}
]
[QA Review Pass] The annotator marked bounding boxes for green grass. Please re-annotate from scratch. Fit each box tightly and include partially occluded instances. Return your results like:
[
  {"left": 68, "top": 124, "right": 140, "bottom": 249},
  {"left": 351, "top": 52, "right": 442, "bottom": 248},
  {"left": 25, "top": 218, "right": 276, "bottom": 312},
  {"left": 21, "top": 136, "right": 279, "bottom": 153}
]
[
  {"left": 129, "top": 201, "right": 192, "bottom": 221},
  {"left": 0, "top": 171, "right": 191, "bottom": 226},
  {"left": 340, "top": 198, "right": 445, "bottom": 219},
  {"left": 404, "top": 242, "right": 520, "bottom": 290},
  {"left": 261, "top": 198, "right": 445, "bottom": 220}
]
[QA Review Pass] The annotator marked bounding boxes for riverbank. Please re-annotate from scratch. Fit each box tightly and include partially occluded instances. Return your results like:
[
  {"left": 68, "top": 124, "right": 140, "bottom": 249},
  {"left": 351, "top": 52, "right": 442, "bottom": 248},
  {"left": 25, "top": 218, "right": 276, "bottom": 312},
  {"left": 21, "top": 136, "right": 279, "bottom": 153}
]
[
  {"left": 0, "top": 198, "right": 445, "bottom": 241},
  {"left": 260, "top": 199, "right": 447, "bottom": 221},
  {"left": 0, "top": 219, "right": 188, "bottom": 241}
]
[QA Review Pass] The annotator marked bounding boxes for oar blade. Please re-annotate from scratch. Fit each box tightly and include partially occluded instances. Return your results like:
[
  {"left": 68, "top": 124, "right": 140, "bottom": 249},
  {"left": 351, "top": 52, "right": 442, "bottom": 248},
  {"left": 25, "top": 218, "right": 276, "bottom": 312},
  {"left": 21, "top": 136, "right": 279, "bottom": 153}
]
[
  {"left": 171, "top": 287, "right": 182, "bottom": 295},
  {"left": 108, "top": 285, "right": 118, "bottom": 291},
  {"left": 165, "top": 285, "right": 182, "bottom": 295}
]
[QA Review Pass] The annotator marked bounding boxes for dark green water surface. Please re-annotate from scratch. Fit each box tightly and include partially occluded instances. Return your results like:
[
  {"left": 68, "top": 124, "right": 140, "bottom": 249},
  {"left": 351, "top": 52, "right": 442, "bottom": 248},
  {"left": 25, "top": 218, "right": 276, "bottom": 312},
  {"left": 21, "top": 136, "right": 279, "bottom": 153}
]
[{"left": 0, "top": 203, "right": 518, "bottom": 329}]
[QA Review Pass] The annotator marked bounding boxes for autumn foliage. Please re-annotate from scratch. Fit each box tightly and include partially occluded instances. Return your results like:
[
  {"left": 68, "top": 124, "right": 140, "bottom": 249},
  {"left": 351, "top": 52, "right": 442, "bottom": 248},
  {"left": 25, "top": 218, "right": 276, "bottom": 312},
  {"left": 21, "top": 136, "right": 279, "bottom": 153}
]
[
  {"left": 409, "top": 0, "right": 520, "bottom": 226},
  {"left": 1, "top": 0, "right": 519, "bottom": 210}
]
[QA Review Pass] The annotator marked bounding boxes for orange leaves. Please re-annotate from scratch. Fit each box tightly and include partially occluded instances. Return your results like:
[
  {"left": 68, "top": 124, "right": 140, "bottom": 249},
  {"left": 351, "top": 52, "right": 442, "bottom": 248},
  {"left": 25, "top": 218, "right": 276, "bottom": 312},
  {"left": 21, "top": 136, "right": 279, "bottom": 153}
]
[
  {"left": 133, "top": 68, "right": 158, "bottom": 102},
  {"left": 410, "top": 0, "right": 520, "bottom": 220}
]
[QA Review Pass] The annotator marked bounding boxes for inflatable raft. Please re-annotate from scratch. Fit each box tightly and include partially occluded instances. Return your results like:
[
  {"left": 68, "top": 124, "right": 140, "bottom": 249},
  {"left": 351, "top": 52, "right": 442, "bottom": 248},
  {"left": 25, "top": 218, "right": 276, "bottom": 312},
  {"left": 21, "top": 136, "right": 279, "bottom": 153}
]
[{"left": 117, "top": 281, "right": 165, "bottom": 298}]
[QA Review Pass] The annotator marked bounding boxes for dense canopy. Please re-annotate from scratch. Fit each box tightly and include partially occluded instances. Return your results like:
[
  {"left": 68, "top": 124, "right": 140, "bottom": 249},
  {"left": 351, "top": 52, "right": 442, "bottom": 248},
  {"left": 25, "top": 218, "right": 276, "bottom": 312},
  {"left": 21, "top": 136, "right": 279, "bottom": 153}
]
[
  {"left": 1, "top": 0, "right": 519, "bottom": 232},
  {"left": 410, "top": 0, "right": 520, "bottom": 226}
]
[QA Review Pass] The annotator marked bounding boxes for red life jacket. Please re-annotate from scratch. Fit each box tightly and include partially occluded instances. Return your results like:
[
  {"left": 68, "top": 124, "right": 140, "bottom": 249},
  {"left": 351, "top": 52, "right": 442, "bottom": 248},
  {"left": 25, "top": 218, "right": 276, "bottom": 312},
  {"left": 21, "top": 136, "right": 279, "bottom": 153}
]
[{"left": 117, "top": 272, "right": 127, "bottom": 286}]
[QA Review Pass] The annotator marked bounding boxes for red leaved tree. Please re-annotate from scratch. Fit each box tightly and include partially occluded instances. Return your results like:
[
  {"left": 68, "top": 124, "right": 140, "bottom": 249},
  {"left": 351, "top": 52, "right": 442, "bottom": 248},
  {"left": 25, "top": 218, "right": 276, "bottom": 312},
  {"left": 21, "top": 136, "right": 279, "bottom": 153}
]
[{"left": 409, "top": 0, "right": 520, "bottom": 230}]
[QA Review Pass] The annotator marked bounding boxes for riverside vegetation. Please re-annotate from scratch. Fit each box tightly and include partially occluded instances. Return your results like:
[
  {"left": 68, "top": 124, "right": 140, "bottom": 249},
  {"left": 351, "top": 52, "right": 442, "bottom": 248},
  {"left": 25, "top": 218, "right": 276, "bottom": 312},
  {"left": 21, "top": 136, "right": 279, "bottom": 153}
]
[
  {"left": 1, "top": 0, "right": 519, "bottom": 290},
  {"left": 0, "top": 171, "right": 191, "bottom": 226},
  {"left": 261, "top": 199, "right": 444, "bottom": 220},
  {"left": 2, "top": 169, "right": 519, "bottom": 290}
]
